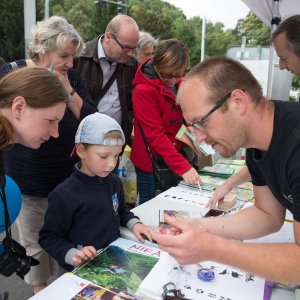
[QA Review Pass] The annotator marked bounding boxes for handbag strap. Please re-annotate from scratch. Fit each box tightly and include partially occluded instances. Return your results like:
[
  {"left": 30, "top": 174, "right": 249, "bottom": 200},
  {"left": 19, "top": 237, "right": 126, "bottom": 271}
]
[
  {"left": 98, "top": 65, "right": 118, "bottom": 101},
  {"left": 137, "top": 123, "right": 154, "bottom": 159}
]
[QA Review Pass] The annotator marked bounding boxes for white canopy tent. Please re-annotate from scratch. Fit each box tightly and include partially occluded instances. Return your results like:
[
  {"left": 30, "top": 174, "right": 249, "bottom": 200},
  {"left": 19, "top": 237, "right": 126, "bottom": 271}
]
[
  {"left": 242, "top": 0, "right": 299, "bottom": 28},
  {"left": 241, "top": 0, "right": 300, "bottom": 98}
]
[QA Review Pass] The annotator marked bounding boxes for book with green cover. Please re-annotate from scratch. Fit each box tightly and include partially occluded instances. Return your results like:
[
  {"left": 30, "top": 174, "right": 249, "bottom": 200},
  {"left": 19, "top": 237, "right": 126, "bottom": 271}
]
[
  {"left": 217, "top": 159, "right": 246, "bottom": 166},
  {"left": 199, "top": 163, "right": 235, "bottom": 178}
]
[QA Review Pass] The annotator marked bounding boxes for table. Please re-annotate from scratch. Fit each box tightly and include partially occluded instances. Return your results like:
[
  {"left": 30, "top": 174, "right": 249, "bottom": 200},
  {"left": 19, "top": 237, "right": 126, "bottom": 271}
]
[
  {"left": 120, "top": 194, "right": 209, "bottom": 243},
  {"left": 30, "top": 181, "right": 296, "bottom": 300},
  {"left": 119, "top": 185, "right": 295, "bottom": 300}
]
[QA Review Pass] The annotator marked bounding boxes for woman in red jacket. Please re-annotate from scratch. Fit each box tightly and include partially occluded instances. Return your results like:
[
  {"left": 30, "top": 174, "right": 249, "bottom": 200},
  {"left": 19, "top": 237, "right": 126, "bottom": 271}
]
[{"left": 131, "top": 38, "right": 200, "bottom": 204}]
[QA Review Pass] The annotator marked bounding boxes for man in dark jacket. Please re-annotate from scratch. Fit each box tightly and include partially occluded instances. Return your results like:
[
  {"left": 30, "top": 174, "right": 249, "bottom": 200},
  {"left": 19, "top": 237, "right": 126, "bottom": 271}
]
[{"left": 74, "top": 15, "right": 139, "bottom": 145}]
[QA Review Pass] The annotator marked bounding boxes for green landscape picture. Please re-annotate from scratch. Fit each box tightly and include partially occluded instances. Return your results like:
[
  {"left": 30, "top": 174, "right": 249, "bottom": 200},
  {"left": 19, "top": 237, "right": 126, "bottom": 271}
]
[{"left": 74, "top": 244, "right": 159, "bottom": 294}]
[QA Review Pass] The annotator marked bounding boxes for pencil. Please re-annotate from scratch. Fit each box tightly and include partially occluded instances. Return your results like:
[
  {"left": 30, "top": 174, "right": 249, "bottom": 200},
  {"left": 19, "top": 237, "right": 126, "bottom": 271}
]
[{"left": 197, "top": 181, "right": 202, "bottom": 193}]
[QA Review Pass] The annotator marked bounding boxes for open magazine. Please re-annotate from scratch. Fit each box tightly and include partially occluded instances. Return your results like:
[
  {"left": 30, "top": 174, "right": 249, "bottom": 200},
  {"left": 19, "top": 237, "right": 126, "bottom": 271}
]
[
  {"left": 30, "top": 238, "right": 267, "bottom": 300},
  {"left": 73, "top": 238, "right": 160, "bottom": 298},
  {"left": 30, "top": 238, "right": 161, "bottom": 300}
]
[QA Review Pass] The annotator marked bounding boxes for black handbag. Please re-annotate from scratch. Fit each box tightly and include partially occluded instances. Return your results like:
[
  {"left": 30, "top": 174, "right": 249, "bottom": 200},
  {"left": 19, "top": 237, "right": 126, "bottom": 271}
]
[{"left": 138, "top": 123, "right": 181, "bottom": 192}]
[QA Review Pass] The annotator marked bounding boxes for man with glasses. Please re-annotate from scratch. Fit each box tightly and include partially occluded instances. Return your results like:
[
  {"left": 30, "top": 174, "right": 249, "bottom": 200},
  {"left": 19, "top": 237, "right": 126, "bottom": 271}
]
[
  {"left": 150, "top": 56, "right": 300, "bottom": 284},
  {"left": 207, "top": 14, "right": 300, "bottom": 209},
  {"left": 74, "top": 15, "right": 139, "bottom": 145}
]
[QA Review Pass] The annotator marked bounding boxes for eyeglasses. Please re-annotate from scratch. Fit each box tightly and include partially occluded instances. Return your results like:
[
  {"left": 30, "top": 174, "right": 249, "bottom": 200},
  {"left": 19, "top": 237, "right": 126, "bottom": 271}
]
[
  {"left": 110, "top": 33, "right": 139, "bottom": 53},
  {"left": 159, "top": 72, "right": 185, "bottom": 79},
  {"left": 188, "top": 92, "right": 231, "bottom": 132}
]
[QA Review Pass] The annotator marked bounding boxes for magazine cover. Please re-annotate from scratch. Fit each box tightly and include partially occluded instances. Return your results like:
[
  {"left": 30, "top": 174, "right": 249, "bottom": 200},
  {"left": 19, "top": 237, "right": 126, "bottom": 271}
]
[
  {"left": 72, "top": 283, "right": 139, "bottom": 300},
  {"left": 73, "top": 238, "right": 161, "bottom": 296}
]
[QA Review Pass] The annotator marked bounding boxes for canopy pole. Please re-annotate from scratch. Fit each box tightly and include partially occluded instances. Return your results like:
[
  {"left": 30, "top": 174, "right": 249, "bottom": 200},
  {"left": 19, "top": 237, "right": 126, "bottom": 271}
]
[
  {"left": 266, "top": 0, "right": 281, "bottom": 98},
  {"left": 200, "top": 17, "right": 206, "bottom": 62}
]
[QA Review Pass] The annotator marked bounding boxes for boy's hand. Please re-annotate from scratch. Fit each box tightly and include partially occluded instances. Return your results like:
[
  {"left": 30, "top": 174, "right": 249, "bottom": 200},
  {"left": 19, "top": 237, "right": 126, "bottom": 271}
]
[
  {"left": 132, "top": 223, "right": 153, "bottom": 243},
  {"left": 72, "top": 246, "right": 97, "bottom": 267}
]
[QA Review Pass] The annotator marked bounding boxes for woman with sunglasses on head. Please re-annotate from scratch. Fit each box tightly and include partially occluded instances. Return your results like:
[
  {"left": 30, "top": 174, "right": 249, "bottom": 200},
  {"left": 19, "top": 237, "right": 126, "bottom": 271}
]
[{"left": 131, "top": 38, "right": 200, "bottom": 204}]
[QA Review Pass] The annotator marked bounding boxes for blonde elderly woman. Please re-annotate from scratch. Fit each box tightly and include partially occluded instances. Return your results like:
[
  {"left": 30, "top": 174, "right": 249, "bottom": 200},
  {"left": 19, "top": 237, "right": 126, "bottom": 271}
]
[
  {"left": 136, "top": 31, "right": 156, "bottom": 65},
  {"left": 0, "top": 16, "right": 96, "bottom": 294}
]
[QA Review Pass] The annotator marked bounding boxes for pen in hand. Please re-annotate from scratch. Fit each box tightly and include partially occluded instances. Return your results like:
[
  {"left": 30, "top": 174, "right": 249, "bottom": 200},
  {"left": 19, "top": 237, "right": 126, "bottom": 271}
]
[
  {"left": 197, "top": 181, "right": 202, "bottom": 193},
  {"left": 50, "top": 64, "right": 55, "bottom": 72}
]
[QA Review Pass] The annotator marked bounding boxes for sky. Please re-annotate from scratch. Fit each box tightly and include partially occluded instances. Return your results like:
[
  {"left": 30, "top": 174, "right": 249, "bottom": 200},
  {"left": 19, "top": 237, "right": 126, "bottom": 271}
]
[{"left": 164, "top": 0, "right": 250, "bottom": 29}]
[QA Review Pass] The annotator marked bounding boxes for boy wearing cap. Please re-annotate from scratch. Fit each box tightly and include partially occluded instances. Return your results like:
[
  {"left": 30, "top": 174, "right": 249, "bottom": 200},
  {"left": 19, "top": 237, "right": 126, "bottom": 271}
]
[{"left": 39, "top": 113, "right": 151, "bottom": 271}]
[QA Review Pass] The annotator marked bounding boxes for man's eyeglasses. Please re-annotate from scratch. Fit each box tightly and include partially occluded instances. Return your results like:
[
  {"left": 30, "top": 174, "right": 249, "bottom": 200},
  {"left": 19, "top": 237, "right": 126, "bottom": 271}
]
[
  {"left": 110, "top": 33, "right": 139, "bottom": 53},
  {"left": 188, "top": 92, "right": 231, "bottom": 131}
]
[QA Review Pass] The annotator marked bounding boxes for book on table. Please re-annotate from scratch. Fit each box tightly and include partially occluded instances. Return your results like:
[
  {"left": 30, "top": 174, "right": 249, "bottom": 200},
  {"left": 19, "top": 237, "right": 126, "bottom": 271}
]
[
  {"left": 199, "top": 163, "right": 235, "bottom": 178},
  {"left": 29, "top": 238, "right": 160, "bottom": 300},
  {"left": 217, "top": 158, "right": 246, "bottom": 166},
  {"left": 72, "top": 237, "right": 160, "bottom": 299}
]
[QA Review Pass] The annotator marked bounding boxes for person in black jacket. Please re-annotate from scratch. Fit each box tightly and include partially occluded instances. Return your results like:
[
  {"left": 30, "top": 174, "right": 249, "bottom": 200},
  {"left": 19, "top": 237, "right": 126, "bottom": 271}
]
[
  {"left": 74, "top": 15, "right": 139, "bottom": 145},
  {"left": 0, "top": 16, "right": 97, "bottom": 294},
  {"left": 39, "top": 113, "right": 152, "bottom": 272}
]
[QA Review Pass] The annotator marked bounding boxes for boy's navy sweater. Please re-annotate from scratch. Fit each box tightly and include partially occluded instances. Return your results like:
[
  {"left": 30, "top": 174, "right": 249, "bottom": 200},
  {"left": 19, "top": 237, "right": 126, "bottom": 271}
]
[{"left": 39, "top": 166, "right": 139, "bottom": 271}]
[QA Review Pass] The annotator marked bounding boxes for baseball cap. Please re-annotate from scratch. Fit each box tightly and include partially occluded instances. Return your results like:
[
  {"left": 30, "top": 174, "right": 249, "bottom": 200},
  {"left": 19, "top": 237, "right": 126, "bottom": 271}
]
[{"left": 71, "top": 113, "right": 125, "bottom": 156}]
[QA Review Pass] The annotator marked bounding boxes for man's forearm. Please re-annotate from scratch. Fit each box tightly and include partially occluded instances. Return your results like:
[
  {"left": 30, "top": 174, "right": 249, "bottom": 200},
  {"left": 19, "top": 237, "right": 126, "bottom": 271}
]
[
  {"left": 200, "top": 205, "right": 282, "bottom": 240},
  {"left": 225, "top": 166, "right": 251, "bottom": 189},
  {"left": 211, "top": 236, "right": 300, "bottom": 284}
]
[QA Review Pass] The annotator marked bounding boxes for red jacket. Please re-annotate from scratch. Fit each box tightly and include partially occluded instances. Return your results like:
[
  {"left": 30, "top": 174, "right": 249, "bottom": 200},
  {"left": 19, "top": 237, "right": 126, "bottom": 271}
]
[{"left": 130, "top": 58, "right": 191, "bottom": 175}]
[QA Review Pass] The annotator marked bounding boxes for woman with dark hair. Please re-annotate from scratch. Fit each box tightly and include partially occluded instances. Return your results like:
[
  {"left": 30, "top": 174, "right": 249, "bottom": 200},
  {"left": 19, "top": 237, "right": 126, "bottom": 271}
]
[
  {"left": 131, "top": 38, "right": 200, "bottom": 204},
  {"left": 0, "top": 67, "right": 67, "bottom": 149}
]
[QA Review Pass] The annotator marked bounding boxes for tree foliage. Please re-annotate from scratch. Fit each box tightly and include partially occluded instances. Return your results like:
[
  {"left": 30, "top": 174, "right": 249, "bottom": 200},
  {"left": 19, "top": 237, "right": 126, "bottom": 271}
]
[
  {"left": 0, "top": 0, "right": 24, "bottom": 61},
  {"left": 235, "top": 12, "right": 271, "bottom": 46},
  {"left": 0, "top": 0, "right": 271, "bottom": 68}
]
